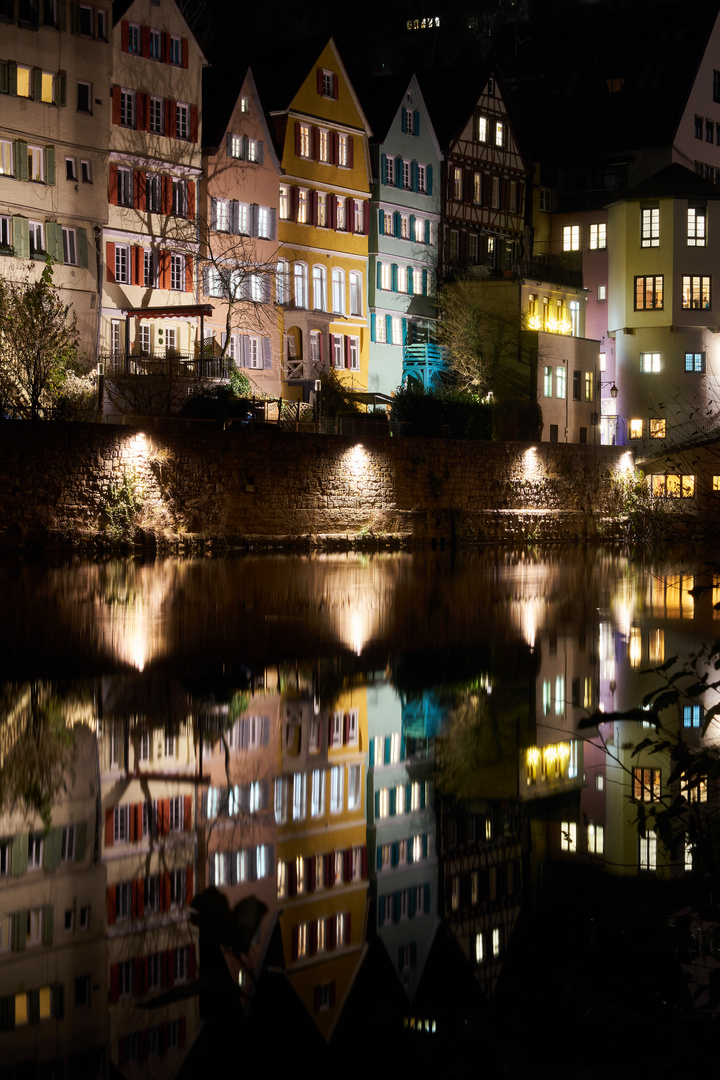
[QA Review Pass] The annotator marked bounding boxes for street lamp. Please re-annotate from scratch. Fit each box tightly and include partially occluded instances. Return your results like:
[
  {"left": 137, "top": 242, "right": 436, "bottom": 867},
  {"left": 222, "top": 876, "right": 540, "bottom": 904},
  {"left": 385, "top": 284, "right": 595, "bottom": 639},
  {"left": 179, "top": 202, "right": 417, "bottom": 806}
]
[
  {"left": 597, "top": 379, "right": 618, "bottom": 399},
  {"left": 314, "top": 378, "right": 322, "bottom": 434}
]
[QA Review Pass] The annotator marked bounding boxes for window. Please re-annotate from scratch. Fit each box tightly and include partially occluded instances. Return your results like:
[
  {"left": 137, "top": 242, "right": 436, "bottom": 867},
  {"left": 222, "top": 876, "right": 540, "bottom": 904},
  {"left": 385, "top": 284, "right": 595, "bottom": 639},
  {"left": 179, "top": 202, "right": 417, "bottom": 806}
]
[
  {"left": 61, "top": 825, "right": 75, "bottom": 861},
  {"left": 584, "top": 371, "right": 593, "bottom": 401},
  {"left": 16, "top": 65, "right": 31, "bottom": 98},
  {"left": 171, "top": 254, "right": 185, "bottom": 291},
  {"left": 312, "top": 265, "right": 327, "bottom": 310},
  {"left": 650, "top": 418, "right": 666, "bottom": 438},
  {"left": 338, "top": 134, "right": 349, "bottom": 167},
  {"left": 116, "top": 881, "right": 131, "bottom": 921},
  {"left": 417, "top": 164, "right": 427, "bottom": 192},
  {"left": 639, "top": 830, "right": 657, "bottom": 870},
  {"left": 402, "top": 106, "right": 417, "bottom": 135},
  {"left": 279, "top": 184, "right": 289, "bottom": 220},
  {"left": 174, "top": 946, "right": 189, "bottom": 983},
  {"left": 543, "top": 365, "right": 552, "bottom": 398},
  {"left": 641, "top": 207, "right": 660, "bottom": 247},
  {"left": 556, "top": 366, "right": 566, "bottom": 399},
  {"left": 688, "top": 207, "right": 706, "bottom": 246},
  {"left": 294, "top": 263, "right": 308, "bottom": 307},
  {"left": 120, "top": 89, "right": 135, "bottom": 128},
  {"left": 292, "top": 773, "right": 306, "bottom": 820},
  {"left": 495, "top": 121, "right": 504, "bottom": 147},
  {"left": 28, "top": 834, "right": 44, "bottom": 869},
  {"left": 560, "top": 821, "right": 577, "bottom": 852},
  {"left": 348, "top": 336, "right": 359, "bottom": 370},
  {"left": 385, "top": 156, "right": 395, "bottom": 185},
  {"left": 682, "top": 275, "right": 711, "bottom": 310},
  {"left": 172, "top": 179, "right": 187, "bottom": 217},
  {"left": 682, "top": 771, "right": 708, "bottom": 803},
  {"left": 170, "top": 35, "right": 181, "bottom": 64},
  {"left": 297, "top": 189, "right": 309, "bottom": 224},
  {"left": 639, "top": 352, "right": 661, "bottom": 374},
  {"left": 587, "top": 823, "right": 604, "bottom": 854},
  {"left": 330, "top": 766, "right": 343, "bottom": 813},
  {"left": 299, "top": 124, "right": 311, "bottom": 158},
  {"left": 633, "top": 768, "right": 661, "bottom": 801},
  {"left": 117, "top": 167, "right": 133, "bottom": 207},
  {"left": 149, "top": 28, "right": 161, "bottom": 58},
  {"left": 349, "top": 271, "right": 362, "bottom": 316},
  {"left": 629, "top": 418, "right": 643, "bottom": 439},
  {"left": 81, "top": 159, "right": 91, "bottom": 183},
  {"left": 62, "top": 227, "right": 77, "bottom": 265},
  {"left": 331, "top": 268, "right": 345, "bottom": 314},
  {"left": 452, "top": 167, "right": 462, "bottom": 200},
  {"left": 650, "top": 474, "right": 695, "bottom": 498},
  {"left": 476, "top": 115, "right": 487, "bottom": 142},
  {"left": 563, "top": 225, "right": 580, "bottom": 251},
  {"left": 127, "top": 22, "right": 140, "bottom": 52},
  {"left": 176, "top": 103, "right": 190, "bottom": 140},
  {"left": 685, "top": 352, "right": 706, "bottom": 372},
  {"left": 397, "top": 266, "right": 408, "bottom": 294},
  {"left": 589, "top": 223, "right": 606, "bottom": 250},
  {"left": 336, "top": 197, "right": 346, "bottom": 230},
  {"left": 683, "top": 705, "right": 703, "bottom": 728},
  {"left": 598, "top": 284, "right": 606, "bottom": 302},
  {"left": 311, "top": 769, "right": 325, "bottom": 817},
  {"left": 0, "top": 140, "right": 13, "bottom": 177},
  {"left": 113, "top": 804, "right": 130, "bottom": 843},
  {"left": 380, "top": 263, "right": 392, "bottom": 291},
  {"left": 76, "top": 80, "right": 91, "bottom": 113},
  {"left": 28, "top": 146, "right": 44, "bottom": 183}
]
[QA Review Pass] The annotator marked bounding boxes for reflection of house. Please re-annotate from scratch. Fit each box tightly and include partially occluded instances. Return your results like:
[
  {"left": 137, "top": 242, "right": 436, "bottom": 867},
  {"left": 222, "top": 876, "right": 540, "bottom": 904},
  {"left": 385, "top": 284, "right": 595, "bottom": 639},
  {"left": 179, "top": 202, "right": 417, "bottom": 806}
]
[
  {"left": 199, "top": 67, "right": 282, "bottom": 395},
  {"left": 361, "top": 73, "right": 443, "bottom": 395},
  {"left": 99, "top": 716, "right": 199, "bottom": 1074},
  {"left": 257, "top": 39, "right": 372, "bottom": 401},
  {"left": 274, "top": 689, "right": 369, "bottom": 1040},
  {"left": 0, "top": 727, "right": 107, "bottom": 1075},
  {"left": 0, "top": 0, "right": 111, "bottom": 358}
]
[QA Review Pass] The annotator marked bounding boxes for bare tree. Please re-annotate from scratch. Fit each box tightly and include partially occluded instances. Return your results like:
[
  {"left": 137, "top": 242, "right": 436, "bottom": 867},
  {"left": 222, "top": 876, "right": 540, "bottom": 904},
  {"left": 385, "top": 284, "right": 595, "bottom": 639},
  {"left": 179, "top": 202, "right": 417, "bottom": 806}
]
[{"left": 436, "top": 274, "right": 522, "bottom": 397}]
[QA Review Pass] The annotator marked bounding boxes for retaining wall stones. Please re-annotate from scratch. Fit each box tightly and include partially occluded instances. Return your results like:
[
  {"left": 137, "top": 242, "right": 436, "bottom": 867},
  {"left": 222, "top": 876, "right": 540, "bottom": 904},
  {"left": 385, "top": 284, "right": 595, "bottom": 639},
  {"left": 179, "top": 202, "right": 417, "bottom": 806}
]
[{"left": 0, "top": 421, "right": 632, "bottom": 547}]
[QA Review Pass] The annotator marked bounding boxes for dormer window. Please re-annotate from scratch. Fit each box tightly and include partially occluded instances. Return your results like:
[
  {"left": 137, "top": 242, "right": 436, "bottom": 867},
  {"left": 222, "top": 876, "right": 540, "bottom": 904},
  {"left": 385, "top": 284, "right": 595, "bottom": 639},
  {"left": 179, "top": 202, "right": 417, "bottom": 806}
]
[{"left": 318, "top": 68, "right": 337, "bottom": 99}]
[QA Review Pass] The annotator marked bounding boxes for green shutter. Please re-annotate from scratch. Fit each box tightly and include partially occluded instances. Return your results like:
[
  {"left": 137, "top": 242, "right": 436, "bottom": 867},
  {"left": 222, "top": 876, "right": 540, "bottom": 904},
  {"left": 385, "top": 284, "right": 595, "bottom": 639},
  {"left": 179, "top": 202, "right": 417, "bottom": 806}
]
[
  {"left": 12, "top": 911, "right": 26, "bottom": 951},
  {"left": 45, "top": 222, "right": 61, "bottom": 262},
  {"left": 0, "top": 61, "right": 8, "bottom": 95},
  {"left": 8, "top": 62, "right": 17, "bottom": 97},
  {"left": 56, "top": 73, "right": 66, "bottom": 107},
  {"left": 45, "top": 146, "right": 55, "bottom": 185},
  {"left": 14, "top": 140, "right": 27, "bottom": 181},
  {"left": 12, "top": 217, "right": 29, "bottom": 258},
  {"left": 32, "top": 68, "right": 42, "bottom": 102},
  {"left": 43, "top": 827, "right": 61, "bottom": 869},
  {"left": 42, "top": 905, "right": 53, "bottom": 945},
  {"left": 11, "top": 835, "right": 27, "bottom": 876},
  {"left": 74, "top": 820, "right": 87, "bottom": 860}
]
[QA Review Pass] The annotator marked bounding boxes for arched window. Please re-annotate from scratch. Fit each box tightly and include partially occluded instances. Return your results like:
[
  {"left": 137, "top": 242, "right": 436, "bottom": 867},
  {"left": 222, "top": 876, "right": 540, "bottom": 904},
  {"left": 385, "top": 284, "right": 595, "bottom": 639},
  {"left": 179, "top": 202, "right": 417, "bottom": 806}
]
[
  {"left": 294, "top": 262, "right": 308, "bottom": 308},
  {"left": 313, "top": 265, "right": 327, "bottom": 311},
  {"left": 331, "top": 268, "right": 345, "bottom": 314},
  {"left": 349, "top": 271, "right": 362, "bottom": 316},
  {"left": 276, "top": 259, "right": 289, "bottom": 305}
]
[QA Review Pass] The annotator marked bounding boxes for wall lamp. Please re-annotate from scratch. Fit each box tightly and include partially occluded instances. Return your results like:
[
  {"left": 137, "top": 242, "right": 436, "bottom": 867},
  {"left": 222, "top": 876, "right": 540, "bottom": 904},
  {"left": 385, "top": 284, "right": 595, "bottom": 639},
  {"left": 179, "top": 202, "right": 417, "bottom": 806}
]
[{"left": 597, "top": 380, "right": 618, "bottom": 398}]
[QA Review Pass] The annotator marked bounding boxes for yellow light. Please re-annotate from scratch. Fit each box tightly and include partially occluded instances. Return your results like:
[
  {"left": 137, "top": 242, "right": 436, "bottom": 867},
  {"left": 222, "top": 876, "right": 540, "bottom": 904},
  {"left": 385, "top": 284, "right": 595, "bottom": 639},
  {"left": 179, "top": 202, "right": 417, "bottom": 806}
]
[
  {"left": 527, "top": 313, "right": 542, "bottom": 330},
  {"left": 526, "top": 746, "right": 541, "bottom": 766}
]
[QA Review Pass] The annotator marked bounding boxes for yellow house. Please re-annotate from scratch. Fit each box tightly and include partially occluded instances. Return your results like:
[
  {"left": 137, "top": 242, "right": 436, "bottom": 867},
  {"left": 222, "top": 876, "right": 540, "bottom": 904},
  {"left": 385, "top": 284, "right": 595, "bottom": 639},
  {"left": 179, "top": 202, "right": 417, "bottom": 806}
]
[{"left": 260, "top": 40, "right": 372, "bottom": 400}]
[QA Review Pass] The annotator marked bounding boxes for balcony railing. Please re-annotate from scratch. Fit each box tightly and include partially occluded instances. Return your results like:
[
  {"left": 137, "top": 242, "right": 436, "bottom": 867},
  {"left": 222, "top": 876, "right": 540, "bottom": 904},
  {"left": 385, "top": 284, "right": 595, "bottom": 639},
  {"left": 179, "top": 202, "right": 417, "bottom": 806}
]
[{"left": 100, "top": 352, "right": 234, "bottom": 379}]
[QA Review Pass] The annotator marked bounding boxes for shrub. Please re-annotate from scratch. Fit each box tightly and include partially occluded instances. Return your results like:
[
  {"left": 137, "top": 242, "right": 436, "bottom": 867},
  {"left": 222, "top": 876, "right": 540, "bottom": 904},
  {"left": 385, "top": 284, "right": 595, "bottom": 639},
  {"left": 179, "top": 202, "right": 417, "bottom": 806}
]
[{"left": 389, "top": 383, "right": 493, "bottom": 439}]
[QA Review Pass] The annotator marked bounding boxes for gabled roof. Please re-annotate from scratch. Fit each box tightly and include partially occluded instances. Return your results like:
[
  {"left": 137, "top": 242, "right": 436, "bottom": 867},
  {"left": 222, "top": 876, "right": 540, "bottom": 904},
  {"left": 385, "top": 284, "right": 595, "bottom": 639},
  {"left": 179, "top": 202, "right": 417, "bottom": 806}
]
[
  {"left": 351, "top": 71, "right": 444, "bottom": 161},
  {"left": 611, "top": 162, "right": 720, "bottom": 204},
  {"left": 491, "top": 0, "right": 720, "bottom": 164},
  {"left": 112, "top": 0, "right": 208, "bottom": 66},
  {"left": 201, "top": 66, "right": 282, "bottom": 173}
]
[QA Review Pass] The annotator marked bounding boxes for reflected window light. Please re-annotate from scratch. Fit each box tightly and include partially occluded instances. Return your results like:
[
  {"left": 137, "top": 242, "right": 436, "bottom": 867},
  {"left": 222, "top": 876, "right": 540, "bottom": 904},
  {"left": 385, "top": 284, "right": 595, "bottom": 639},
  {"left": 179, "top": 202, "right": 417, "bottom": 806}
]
[{"left": 629, "top": 627, "right": 642, "bottom": 668}]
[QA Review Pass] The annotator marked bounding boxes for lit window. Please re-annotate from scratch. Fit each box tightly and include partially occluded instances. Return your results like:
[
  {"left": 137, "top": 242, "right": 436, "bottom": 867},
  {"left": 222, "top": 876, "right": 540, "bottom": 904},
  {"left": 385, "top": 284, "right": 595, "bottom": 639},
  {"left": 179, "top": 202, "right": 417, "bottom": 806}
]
[
  {"left": 337, "top": 134, "right": 349, "bottom": 167},
  {"left": 685, "top": 352, "right": 706, "bottom": 372},
  {"left": 633, "top": 768, "right": 661, "bottom": 801},
  {"left": 476, "top": 115, "right": 487, "bottom": 142},
  {"left": 555, "top": 366, "right": 566, "bottom": 399},
  {"left": 688, "top": 207, "right": 706, "bottom": 246},
  {"left": 640, "top": 352, "right": 661, "bottom": 373},
  {"left": 650, "top": 418, "right": 666, "bottom": 438},
  {"left": 681, "top": 771, "right": 708, "bottom": 803},
  {"left": 543, "top": 365, "right": 552, "bottom": 398},
  {"left": 452, "top": 167, "right": 462, "bottom": 200},
  {"left": 598, "top": 284, "right": 606, "bottom": 301},
  {"left": 682, "top": 275, "right": 711, "bottom": 310},
  {"left": 349, "top": 271, "right": 362, "bottom": 316},
  {"left": 495, "top": 122, "right": 503, "bottom": 147},
  {"left": 279, "top": 184, "right": 289, "bottom": 220},
  {"left": 683, "top": 705, "right": 702, "bottom": 728},
  {"left": 587, "top": 823, "right": 604, "bottom": 854},
  {"left": 560, "top": 821, "right": 577, "bottom": 851},
  {"left": 563, "top": 225, "right": 580, "bottom": 251},
  {"left": 475, "top": 932, "right": 484, "bottom": 962},
  {"left": 27, "top": 146, "right": 44, "bottom": 183},
  {"left": 584, "top": 372, "right": 593, "bottom": 401},
  {"left": 639, "top": 830, "right": 657, "bottom": 870},
  {"left": 297, "top": 189, "right": 309, "bottom": 224},
  {"left": 589, "top": 223, "right": 606, "bottom": 249},
  {"left": 176, "top": 103, "right": 190, "bottom": 140},
  {"left": 641, "top": 207, "right": 660, "bottom": 247},
  {"left": 629, "top": 418, "right": 643, "bottom": 439},
  {"left": 16, "top": 65, "right": 31, "bottom": 97}
]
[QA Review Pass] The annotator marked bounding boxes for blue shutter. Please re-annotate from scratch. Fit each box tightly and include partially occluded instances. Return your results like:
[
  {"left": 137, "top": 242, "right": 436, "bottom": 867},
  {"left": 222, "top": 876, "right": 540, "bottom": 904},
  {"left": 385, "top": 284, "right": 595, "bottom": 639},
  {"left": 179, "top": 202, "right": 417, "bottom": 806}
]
[
  {"left": 376, "top": 846, "right": 382, "bottom": 871},
  {"left": 394, "top": 212, "right": 401, "bottom": 238},
  {"left": 395, "top": 156, "right": 402, "bottom": 185},
  {"left": 426, "top": 165, "right": 433, "bottom": 195},
  {"left": 422, "top": 834, "right": 428, "bottom": 858},
  {"left": 406, "top": 783, "right": 411, "bottom": 809},
  {"left": 378, "top": 209, "right": 384, "bottom": 235},
  {"left": 370, "top": 312, "right": 376, "bottom": 342},
  {"left": 420, "top": 783, "right": 426, "bottom": 809},
  {"left": 392, "top": 891, "right": 400, "bottom": 922},
  {"left": 391, "top": 264, "right": 398, "bottom": 292},
  {"left": 375, "top": 791, "right": 380, "bottom": 818},
  {"left": 409, "top": 214, "right": 415, "bottom": 238},
  {"left": 414, "top": 110, "right": 420, "bottom": 136},
  {"left": 377, "top": 261, "right": 383, "bottom": 289},
  {"left": 402, "top": 319, "right": 408, "bottom": 344},
  {"left": 409, "top": 888, "right": 417, "bottom": 917},
  {"left": 391, "top": 842, "right": 399, "bottom": 867},
  {"left": 412, "top": 162, "right": 419, "bottom": 192},
  {"left": 381, "top": 152, "right": 387, "bottom": 183},
  {"left": 386, "top": 315, "right": 393, "bottom": 343},
  {"left": 401, "top": 108, "right": 407, "bottom": 134},
  {"left": 407, "top": 267, "right": 414, "bottom": 295},
  {"left": 422, "top": 269, "right": 428, "bottom": 296},
  {"left": 389, "top": 788, "right": 396, "bottom": 816},
  {"left": 423, "top": 883, "right": 430, "bottom": 913},
  {"left": 424, "top": 219, "right": 430, "bottom": 245},
  {"left": 384, "top": 739, "right": 391, "bottom": 765}
]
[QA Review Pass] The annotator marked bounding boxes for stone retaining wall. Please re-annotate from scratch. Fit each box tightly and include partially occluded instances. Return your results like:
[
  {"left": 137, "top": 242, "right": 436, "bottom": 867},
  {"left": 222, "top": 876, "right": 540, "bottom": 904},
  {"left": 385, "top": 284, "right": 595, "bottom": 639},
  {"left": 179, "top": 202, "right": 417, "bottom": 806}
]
[{"left": 0, "top": 421, "right": 632, "bottom": 546}]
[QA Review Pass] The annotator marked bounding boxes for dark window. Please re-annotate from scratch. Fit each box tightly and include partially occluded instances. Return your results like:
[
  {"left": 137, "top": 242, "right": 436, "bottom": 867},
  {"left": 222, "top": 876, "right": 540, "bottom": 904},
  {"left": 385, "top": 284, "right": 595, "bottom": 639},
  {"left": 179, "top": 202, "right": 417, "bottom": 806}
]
[
  {"left": 715, "top": 70, "right": 720, "bottom": 103},
  {"left": 549, "top": 424, "right": 558, "bottom": 443},
  {"left": 695, "top": 115, "right": 704, "bottom": 139},
  {"left": 572, "top": 370, "right": 581, "bottom": 400},
  {"left": 77, "top": 82, "right": 91, "bottom": 113},
  {"left": 707, "top": 119, "right": 714, "bottom": 143},
  {"left": 579, "top": 427, "right": 587, "bottom": 444}
]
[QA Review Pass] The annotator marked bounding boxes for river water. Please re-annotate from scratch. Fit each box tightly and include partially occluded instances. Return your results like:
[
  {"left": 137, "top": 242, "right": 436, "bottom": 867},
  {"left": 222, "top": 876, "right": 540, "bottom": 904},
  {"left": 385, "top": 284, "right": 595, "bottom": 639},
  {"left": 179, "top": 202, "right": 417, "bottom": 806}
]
[{"left": 1, "top": 547, "right": 719, "bottom": 1078}]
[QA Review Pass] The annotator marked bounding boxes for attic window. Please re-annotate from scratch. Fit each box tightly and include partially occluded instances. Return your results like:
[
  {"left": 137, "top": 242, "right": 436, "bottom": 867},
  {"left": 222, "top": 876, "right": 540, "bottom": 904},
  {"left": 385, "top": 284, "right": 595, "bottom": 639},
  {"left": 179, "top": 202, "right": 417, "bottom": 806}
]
[
  {"left": 606, "top": 77, "right": 625, "bottom": 92},
  {"left": 487, "top": 77, "right": 495, "bottom": 95},
  {"left": 240, "top": 96, "right": 249, "bottom": 114}
]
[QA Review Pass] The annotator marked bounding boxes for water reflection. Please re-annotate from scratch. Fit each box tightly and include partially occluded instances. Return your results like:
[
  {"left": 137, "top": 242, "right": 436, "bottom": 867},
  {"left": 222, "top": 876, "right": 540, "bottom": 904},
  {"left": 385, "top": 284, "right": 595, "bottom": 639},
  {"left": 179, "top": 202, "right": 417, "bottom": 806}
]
[{"left": 1, "top": 548, "right": 720, "bottom": 1074}]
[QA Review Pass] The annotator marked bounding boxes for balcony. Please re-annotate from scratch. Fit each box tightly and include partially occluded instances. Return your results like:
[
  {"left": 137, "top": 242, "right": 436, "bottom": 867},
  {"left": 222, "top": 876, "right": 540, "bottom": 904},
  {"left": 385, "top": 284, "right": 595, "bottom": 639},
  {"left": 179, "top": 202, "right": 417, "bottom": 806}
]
[
  {"left": 402, "top": 343, "right": 448, "bottom": 388},
  {"left": 99, "top": 351, "right": 234, "bottom": 379}
]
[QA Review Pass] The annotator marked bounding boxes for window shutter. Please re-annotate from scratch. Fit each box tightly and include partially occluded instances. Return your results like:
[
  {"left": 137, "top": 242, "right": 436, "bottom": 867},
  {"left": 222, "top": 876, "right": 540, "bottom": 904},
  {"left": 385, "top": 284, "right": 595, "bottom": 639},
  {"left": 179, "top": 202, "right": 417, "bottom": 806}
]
[
  {"left": 407, "top": 266, "right": 414, "bottom": 295},
  {"left": 168, "top": 99, "right": 177, "bottom": 138},
  {"left": 15, "top": 140, "right": 28, "bottom": 181},
  {"left": 386, "top": 315, "right": 393, "bottom": 342},
  {"left": 185, "top": 254, "right": 193, "bottom": 292},
  {"left": 363, "top": 201, "right": 369, "bottom": 235},
  {"left": 310, "top": 190, "right": 318, "bottom": 227},
  {"left": 316, "top": 68, "right": 323, "bottom": 94},
  {"left": 389, "top": 788, "right": 396, "bottom": 815},
  {"left": 110, "top": 964, "right": 119, "bottom": 1004},
  {"left": 132, "top": 246, "right": 142, "bottom": 286},
  {"left": 370, "top": 312, "right": 376, "bottom": 341},
  {"left": 391, "top": 264, "right": 398, "bottom": 292},
  {"left": 347, "top": 136, "right": 354, "bottom": 168},
  {"left": 345, "top": 912, "right": 351, "bottom": 944},
  {"left": 427, "top": 164, "right": 433, "bottom": 195},
  {"left": 185, "top": 865, "right": 194, "bottom": 907},
  {"left": 269, "top": 206, "right": 276, "bottom": 240},
  {"left": 250, "top": 203, "right": 259, "bottom": 237},
  {"left": 133, "top": 169, "right": 142, "bottom": 210},
  {"left": 377, "top": 261, "right": 382, "bottom": 288},
  {"left": 210, "top": 197, "right": 218, "bottom": 230},
  {"left": 395, "top": 156, "right": 402, "bottom": 185},
  {"left": 381, "top": 152, "right": 387, "bottom": 184},
  {"left": 162, "top": 31, "right": 170, "bottom": 63},
  {"left": 412, "top": 162, "right": 419, "bottom": 193},
  {"left": 121, "top": 19, "right": 129, "bottom": 51},
  {"left": 230, "top": 200, "right": 240, "bottom": 234},
  {"left": 240, "top": 336, "right": 249, "bottom": 368},
  {"left": 75, "top": 820, "right": 87, "bottom": 860},
  {"left": 0, "top": 60, "right": 8, "bottom": 95},
  {"left": 104, "top": 805, "right": 115, "bottom": 845},
  {"left": 107, "top": 885, "right": 116, "bottom": 925},
  {"left": 294, "top": 122, "right": 301, "bottom": 157},
  {"left": 182, "top": 37, "right": 189, "bottom": 68},
  {"left": 45, "top": 222, "right": 60, "bottom": 262},
  {"left": 111, "top": 85, "right": 121, "bottom": 126},
  {"left": 312, "top": 126, "right": 320, "bottom": 161},
  {"left": 291, "top": 926, "right": 298, "bottom": 960},
  {"left": 424, "top": 220, "right": 430, "bottom": 245},
  {"left": 11, "top": 217, "right": 28, "bottom": 259},
  {"left": 330, "top": 130, "right": 338, "bottom": 164},
  {"left": 344, "top": 335, "right": 351, "bottom": 369},
  {"left": 190, "top": 105, "right": 198, "bottom": 143},
  {"left": 139, "top": 24, "right": 150, "bottom": 57},
  {"left": 391, "top": 842, "right": 398, "bottom": 867},
  {"left": 31, "top": 67, "right": 42, "bottom": 102},
  {"left": 7, "top": 61, "right": 17, "bottom": 96},
  {"left": 374, "top": 790, "right": 380, "bottom": 818},
  {"left": 332, "top": 73, "right": 338, "bottom": 99},
  {"left": 184, "top": 795, "right": 192, "bottom": 831},
  {"left": 392, "top": 891, "right": 400, "bottom": 923},
  {"left": 55, "top": 71, "right": 66, "bottom": 107},
  {"left": 262, "top": 338, "right": 272, "bottom": 369}
]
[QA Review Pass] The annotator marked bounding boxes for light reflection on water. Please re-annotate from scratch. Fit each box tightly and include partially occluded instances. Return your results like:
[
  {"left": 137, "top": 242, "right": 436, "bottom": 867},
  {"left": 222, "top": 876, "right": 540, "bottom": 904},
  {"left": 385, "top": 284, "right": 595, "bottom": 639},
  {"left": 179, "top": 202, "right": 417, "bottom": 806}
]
[{"left": 1, "top": 546, "right": 719, "bottom": 1075}]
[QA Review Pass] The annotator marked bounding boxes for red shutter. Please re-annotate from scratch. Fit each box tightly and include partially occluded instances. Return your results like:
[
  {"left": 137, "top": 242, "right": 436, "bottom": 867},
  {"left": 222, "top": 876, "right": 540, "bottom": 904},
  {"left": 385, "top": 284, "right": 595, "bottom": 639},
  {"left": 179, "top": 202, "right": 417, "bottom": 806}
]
[
  {"left": 133, "top": 173, "right": 142, "bottom": 210},
  {"left": 110, "top": 963, "right": 119, "bottom": 1003},
  {"left": 162, "top": 799, "right": 170, "bottom": 834},
  {"left": 163, "top": 872, "right": 171, "bottom": 911},
  {"left": 107, "top": 885, "right": 116, "bottom": 926},
  {"left": 310, "top": 921, "right": 318, "bottom": 955},
  {"left": 162, "top": 175, "right": 172, "bottom": 216},
  {"left": 131, "top": 879, "right": 138, "bottom": 919},
  {"left": 108, "top": 162, "right": 118, "bottom": 204},
  {"left": 308, "top": 857, "right": 316, "bottom": 893},
  {"left": 168, "top": 100, "right": 177, "bottom": 139},
  {"left": 120, "top": 19, "right": 129, "bottom": 52},
  {"left": 330, "top": 131, "right": 338, "bottom": 164},
  {"left": 326, "top": 915, "right": 335, "bottom": 951},
  {"left": 184, "top": 795, "right": 192, "bottom": 831},
  {"left": 324, "top": 852, "right": 333, "bottom": 886},
  {"left": 294, "top": 122, "right": 301, "bottom": 157},
  {"left": 316, "top": 68, "right": 323, "bottom": 95},
  {"left": 310, "top": 190, "right": 318, "bottom": 227},
  {"left": 132, "top": 246, "right": 142, "bottom": 286},
  {"left": 333, "top": 74, "right": 338, "bottom": 99},
  {"left": 312, "top": 126, "right": 319, "bottom": 161},
  {"left": 118, "top": 1037, "right": 126, "bottom": 1068},
  {"left": 141, "top": 25, "right": 150, "bottom": 58},
  {"left": 182, "top": 38, "right": 189, "bottom": 68},
  {"left": 289, "top": 861, "right": 297, "bottom": 897},
  {"left": 162, "top": 31, "right": 170, "bottom": 63},
  {"left": 343, "top": 713, "right": 349, "bottom": 744},
  {"left": 135, "top": 94, "right": 145, "bottom": 132},
  {"left": 105, "top": 806, "right": 114, "bottom": 846},
  {"left": 188, "top": 944, "right": 196, "bottom": 980},
  {"left": 187, "top": 180, "right": 195, "bottom": 221},
  {"left": 290, "top": 186, "right": 298, "bottom": 221},
  {"left": 190, "top": 104, "right": 198, "bottom": 143},
  {"left": 159, "top": 251, "right": 170, "bottom": 289},
  {"left": 137, "top": 878, "right": 145, "bottom": 918},
  {"left": 344, "top": 335, "right": 351, "bottom": 368},
  {"left": 185, "top": 254, "right": 193, "bottom": 293},
  {"left": 329, "top": 196, "right": 336, "bottom": 230},
  {"left": 164, "top": 98, "right": 171, "bottom": 137},
  {"left": 347, "top": 135, "right": 354, "bottom": 168},
  {"left": 136, "top": 173, "right": 146, "bottom": 213},
  {"left": 185, "top": 865, "right": 194, "bottom": 907},
  {"left": 112, "top": 86, "right": 121, "bottom": 127},
  {"left": 344, "top": 847, "right": 352, "bottom": 881},
  {"left": 348, "top": 201, "right": 355, "bottom": 235}
]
